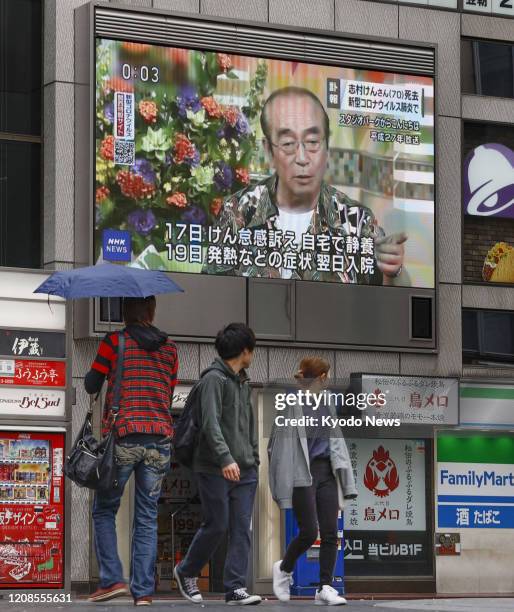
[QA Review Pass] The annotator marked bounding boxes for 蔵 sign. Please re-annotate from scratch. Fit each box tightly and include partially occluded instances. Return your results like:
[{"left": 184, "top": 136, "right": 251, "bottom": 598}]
[{"left": 0, "top": 330, "right": 66, "bottom": 359}]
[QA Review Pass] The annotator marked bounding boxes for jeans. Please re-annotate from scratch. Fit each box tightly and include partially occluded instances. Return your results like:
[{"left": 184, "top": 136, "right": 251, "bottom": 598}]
[
  {"left": 92, "top": 437, "right": 171, "bottom": 599},
  {"left": 179, "top": 468, "right": 258, "bottom": 594},
  {"left": 281, "top": 457, "right": 339, "bottom": 586}
]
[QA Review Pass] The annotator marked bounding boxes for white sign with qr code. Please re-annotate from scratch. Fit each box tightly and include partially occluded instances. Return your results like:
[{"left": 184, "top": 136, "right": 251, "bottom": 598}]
[
  {"left": 114, "top": 91, "right": 135, "bottom": 140},
  {"left": 114, "top": 139, "right": 135, "bottom": 165}
]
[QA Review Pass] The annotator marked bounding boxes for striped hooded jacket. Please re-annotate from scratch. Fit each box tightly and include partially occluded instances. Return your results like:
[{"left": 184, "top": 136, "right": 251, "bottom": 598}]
[{"left": 86, "top": 325, "right": 178, "bottom": 438}]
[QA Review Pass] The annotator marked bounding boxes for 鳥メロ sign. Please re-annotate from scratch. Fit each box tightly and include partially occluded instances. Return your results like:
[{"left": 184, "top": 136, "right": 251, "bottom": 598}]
[{"left": 345, "top": 438, "right": 426, "bottom": 531}]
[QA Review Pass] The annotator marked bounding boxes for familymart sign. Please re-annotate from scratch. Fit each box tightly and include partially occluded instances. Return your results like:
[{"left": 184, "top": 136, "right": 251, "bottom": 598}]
[
  {"left": 459, "top": 383, "right": 514, "bottom": 427},
  {"left": 437, "top": 434, "right": 514, "bottom": 529}
]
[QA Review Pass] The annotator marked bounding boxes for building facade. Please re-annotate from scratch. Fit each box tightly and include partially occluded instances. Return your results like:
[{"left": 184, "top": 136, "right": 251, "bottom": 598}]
[{"left": 1, "top": 0, "right": 514, "bottom": 597}]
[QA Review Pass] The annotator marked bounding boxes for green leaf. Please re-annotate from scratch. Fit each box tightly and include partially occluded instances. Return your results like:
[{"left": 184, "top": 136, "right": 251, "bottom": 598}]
[
  {"left": 140, "top": 252, "right": 167, "bottom": 270},
  {"left": 141, "top": 127, "right": 170, "bottom": 153},
  {"left": 99, "top": 197, "right": 115, "bottom": 218},
  {"left": 132, "top": 233, "right": 147, "bottom": 256},
  {"left": 226, "top": 70, "right": 239, "bottom": 80},
  {"left": 159, "top": 251, "right": 205, "bottom": 273}
]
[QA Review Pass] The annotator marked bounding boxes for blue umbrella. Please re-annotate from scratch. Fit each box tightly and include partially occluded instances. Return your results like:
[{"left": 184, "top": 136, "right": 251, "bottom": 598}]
[{"left": 33, "top": 263, "right": 183, "bottom": 299}]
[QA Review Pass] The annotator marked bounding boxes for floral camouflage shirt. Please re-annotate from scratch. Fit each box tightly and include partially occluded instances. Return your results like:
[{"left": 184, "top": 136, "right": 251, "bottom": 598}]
[{"left": 203, "top": 174, "right": 384, "bottom": 284}]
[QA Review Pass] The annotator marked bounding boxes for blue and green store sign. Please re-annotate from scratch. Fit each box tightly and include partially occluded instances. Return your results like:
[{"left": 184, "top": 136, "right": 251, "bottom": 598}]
[{"left": 437, "top": 433, "right": 514, "bottom": 529}]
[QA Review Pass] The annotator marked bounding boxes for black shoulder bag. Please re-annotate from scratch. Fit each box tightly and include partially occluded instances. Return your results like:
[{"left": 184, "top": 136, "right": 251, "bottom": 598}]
[{"left": 64, "top": 332, "right": 125, "bottom": 490}]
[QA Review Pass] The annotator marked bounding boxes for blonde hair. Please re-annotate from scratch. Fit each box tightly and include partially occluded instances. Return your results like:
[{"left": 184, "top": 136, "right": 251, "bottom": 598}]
[{"left": 294, "top": 357, "right": 330, "bottom": 383}]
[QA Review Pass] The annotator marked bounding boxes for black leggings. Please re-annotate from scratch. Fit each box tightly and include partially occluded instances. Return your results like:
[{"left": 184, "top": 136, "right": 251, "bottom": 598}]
[{"left": 281, "top": 457, "right": 339, "bottom": 586}]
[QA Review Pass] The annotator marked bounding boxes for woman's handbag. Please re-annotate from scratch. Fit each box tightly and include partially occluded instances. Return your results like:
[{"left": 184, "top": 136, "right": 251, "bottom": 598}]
[{"left": 64, "top": 333, "right": 125, "bottom": 490}]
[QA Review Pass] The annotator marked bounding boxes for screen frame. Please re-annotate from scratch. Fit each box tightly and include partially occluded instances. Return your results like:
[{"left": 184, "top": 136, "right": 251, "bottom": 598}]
[{"left": 76, "top": 1, "right": 439, "bottom": 350}]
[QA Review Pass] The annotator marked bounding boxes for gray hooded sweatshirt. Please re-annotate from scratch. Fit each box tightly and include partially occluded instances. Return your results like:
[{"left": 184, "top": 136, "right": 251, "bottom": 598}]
[
  {"left": 192, "top": 357, "right": 259, "bottom": 475},
  {"left": 267, "top": 397, "right": 358, "bottom": 510}
]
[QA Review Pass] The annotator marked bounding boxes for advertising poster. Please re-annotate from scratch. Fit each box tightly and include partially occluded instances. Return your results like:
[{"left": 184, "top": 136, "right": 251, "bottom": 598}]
[
  {"left": 358, "top": 374, "right": 459, "bottom": 425},
  {"left": 0, "top": 331, "right": 66, "bottom": 359},
  {"left": 344, "top": 531, "right": 432, "bottom": 576},
  {"left": 95, "top": 40, "right": 435, "bottom": 288},
  {"left": 462, "top": 131, "right": 514, "bottom": 285},
  {"left": 0, "top": 360, "right": 66, "bottom": 388},
  {"left": 0, "top": 431, "right": 64, "bottom": 589},
  {"left": 437, "top": 435, "right": 514, "bottom": 529},
  {"left": 345, "top": 438, "right": 426, "bottom": 531},
  {"left": 0, "top": 389, "right": 65, "bottom": 418}
]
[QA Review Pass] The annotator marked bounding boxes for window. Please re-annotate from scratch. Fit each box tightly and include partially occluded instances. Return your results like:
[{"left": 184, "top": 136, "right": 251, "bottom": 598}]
[
  {"left": 462, "top": 39, "right": 514, "bottom": 99},
  {"left": 0, "top": 0, "right": 42, "bottom": 268},
  {"left": 462, "top": 122, "right": 514, "bottom": 285},
  {"left": 463, "top": 309, "right": 514, "bottom": 366}
]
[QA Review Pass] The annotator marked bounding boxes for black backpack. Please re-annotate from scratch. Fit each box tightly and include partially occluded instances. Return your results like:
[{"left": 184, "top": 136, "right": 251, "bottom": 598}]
[
  {"left": 172, "top": 380, "right": 203, "bottom": 467},
  {"left": 172, "top": 372, "right": 227, "bottom": 467}
]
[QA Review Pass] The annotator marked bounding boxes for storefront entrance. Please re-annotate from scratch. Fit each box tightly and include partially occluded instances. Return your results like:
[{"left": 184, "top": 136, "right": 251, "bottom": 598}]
[{"left": 343, "top": 436, "right": 435, "bottom": 594}]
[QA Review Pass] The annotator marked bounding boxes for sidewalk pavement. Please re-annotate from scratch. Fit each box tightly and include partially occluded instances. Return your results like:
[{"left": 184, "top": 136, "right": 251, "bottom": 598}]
[{"left": 2, "top": 598, "right": 514, "bottom": 611}]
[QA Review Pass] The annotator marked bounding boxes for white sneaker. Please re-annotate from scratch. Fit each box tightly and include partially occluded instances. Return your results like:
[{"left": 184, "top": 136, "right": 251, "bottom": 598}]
[
  {"left": 314, "top": 585, "right": 347, "bottom": 606},
  {"left": 272, "top": 560, "right": 293, "bottom": 602}
]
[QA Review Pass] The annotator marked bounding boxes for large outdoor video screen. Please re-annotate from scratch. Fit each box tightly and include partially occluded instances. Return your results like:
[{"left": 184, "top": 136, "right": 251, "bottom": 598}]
[{"left": 95, "top": 39, "right": 435, "bottom": 288}]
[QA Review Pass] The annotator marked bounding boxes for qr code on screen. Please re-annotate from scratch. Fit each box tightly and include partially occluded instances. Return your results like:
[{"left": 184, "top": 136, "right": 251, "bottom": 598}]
[{"left": 114, "top": 139, "right": 135, "bottom": 165}]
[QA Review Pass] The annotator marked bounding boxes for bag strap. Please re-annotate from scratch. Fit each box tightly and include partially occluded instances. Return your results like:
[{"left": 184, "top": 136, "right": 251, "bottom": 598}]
[
  {"left": 111, "top": 331, "right": 126, "bottom": 416},
  {"left": 194, "top": 371, "right": 228, "bottom": 426},
  {"left": 88, "top": 392, "right": 102, "bottom": 416}
]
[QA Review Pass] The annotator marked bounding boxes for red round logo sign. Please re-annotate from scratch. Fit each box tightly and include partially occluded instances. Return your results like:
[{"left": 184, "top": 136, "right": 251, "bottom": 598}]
[{"left": 363, "top": 445, "right": 400, "bottom": 498}]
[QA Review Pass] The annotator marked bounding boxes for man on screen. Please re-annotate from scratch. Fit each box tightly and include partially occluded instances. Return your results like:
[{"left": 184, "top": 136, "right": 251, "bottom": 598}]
[{"left": 203, "top": 86, "right": 406, "bottom": 284}]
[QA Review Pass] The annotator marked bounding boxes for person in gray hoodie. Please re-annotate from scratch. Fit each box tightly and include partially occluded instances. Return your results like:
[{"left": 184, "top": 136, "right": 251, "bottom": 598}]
[
  {"left": 174, "top": 323, "right": 261, "bottom": 606},
  {"left": 268, "top": 357, "right": 357, "bottom": 606}
]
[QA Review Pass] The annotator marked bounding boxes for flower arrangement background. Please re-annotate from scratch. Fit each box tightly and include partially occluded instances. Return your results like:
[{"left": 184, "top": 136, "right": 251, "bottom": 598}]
[{"left": 95, "top": 40, "right": 268, "bottom": 270}]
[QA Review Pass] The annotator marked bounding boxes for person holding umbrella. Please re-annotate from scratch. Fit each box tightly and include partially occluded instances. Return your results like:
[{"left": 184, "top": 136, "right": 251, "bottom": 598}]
[
  {"left": 83, "top": 295, "right": 178, "bottom": 606},
  {"left": 34, "top": 265, "right": 183, "bottom": 606}
]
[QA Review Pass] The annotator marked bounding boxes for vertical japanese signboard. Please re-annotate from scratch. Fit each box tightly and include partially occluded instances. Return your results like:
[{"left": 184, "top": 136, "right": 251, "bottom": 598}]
[
  {"left": 0, "top": 329, "right": 67, "bottom": 419},
  {"left": 0, "top": 431, "right": 65, "bottom": 588},
  {"left": 346, "top": 439, "right": 426, "bottom": 530},
  {"left": 437, "top": 435, "right": 514, "bottom": 529},
  {"left": 344, "top": 438, "right": 432, "bottom": 576}
]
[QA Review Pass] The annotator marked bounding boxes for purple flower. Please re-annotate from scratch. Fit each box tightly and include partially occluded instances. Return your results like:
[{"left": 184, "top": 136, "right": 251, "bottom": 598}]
[
  {"left": 128, "top": 210, "right": 156, "bottom": 236},
  {"left": 104, "top": 102, "right": 114, "bottom": 124},
  {"left": 235, "top": 112, "right": 250, "bottom": 136},
  {"left": 216, "top": 126, "right": 227, "bottom": 140},
  {"left": 176, "top": 85, "right": 202, "bottom": 118},
  {"left": 181, "top": 206, "right": 207, "bottom": 226},
  {"left": 214, "top": 163, "right": 233, "bottom": 192},
  {"left": 133, "top": 159, "right": 156, "bottom": 185},
  {"left": 185, "top": 149, "right": 200, "bottom": 168}
]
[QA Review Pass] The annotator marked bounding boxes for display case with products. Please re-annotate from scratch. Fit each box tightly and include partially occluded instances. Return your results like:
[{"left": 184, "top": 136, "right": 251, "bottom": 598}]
[
  {"left": 0, "top": 431, "right": 64, "bottom": 589},
  {"left": 0, "top": 438, "right": 50, "bottom": 505}
]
